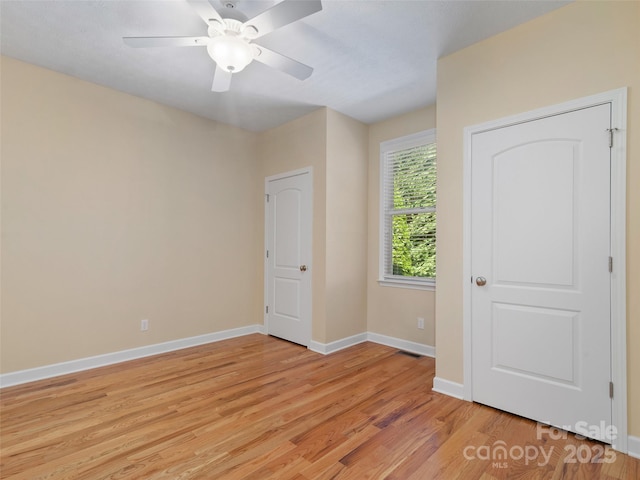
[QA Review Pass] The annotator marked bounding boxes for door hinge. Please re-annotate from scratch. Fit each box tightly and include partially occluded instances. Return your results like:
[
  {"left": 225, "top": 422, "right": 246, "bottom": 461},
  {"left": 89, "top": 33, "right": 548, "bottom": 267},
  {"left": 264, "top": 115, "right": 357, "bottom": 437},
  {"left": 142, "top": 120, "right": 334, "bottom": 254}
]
[
  {"left": 609, "top": 381, "right": 614, "bottom": 399},
  {"left": 266, "top": 194, "right": 270, "bottom": 202},
  {"left": 266, "top": 250, "right": 269, "bottom": 258},
  {"left": 606, "top": 128, "right": 619, "bottom": 148},
  {"left": 265, "top": 305, "right": 269, "bottom": 314},
  {"left": 609, "top": 256, "right": 613, "bottom": 273}
]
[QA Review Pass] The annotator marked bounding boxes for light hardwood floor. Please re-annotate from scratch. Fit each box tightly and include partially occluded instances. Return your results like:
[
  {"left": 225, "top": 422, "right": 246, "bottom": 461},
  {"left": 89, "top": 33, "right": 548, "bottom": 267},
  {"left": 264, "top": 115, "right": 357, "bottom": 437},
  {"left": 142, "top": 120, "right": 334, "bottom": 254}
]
[{"left": 1, "top": 334, "right": 638, "bottom": 479}]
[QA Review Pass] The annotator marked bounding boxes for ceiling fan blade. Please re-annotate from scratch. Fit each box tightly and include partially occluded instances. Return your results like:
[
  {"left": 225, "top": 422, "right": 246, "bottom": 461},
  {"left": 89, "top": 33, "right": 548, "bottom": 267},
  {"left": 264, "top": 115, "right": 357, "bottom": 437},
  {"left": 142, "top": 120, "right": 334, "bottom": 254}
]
[
  {"left": 186, "top": 0, "right": 224, "bottom": 25},
  {"left": 123, "top": 36, "right": 209, "bottom": 48},
  {"left": 244, "top": 0, "right": 322, "bottom": 39},
  {"left": 212, "top": 65, "right": 232, "bottom": 92},
  {"left": 254, "top": 46, "right": 313, "bottom": 80}
]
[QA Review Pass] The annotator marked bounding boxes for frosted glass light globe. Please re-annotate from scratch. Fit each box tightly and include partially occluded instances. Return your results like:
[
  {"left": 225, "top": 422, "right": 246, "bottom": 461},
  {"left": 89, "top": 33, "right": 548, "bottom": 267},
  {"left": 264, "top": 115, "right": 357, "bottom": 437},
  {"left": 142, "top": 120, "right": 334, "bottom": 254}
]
[{"left": 207, "top": 36, "right": 254, "bottom": 73}]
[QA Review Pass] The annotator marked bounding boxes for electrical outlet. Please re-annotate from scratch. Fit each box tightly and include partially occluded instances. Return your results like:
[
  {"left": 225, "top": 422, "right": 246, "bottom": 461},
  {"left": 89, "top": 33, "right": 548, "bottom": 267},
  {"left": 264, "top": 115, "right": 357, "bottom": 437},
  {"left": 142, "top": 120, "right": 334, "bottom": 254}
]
[
  {"left": 141, "top": 319, "right": 149, "bottom": 331},
  {"left": 417, "top": 317, "right": 425, "bottom": 330}
]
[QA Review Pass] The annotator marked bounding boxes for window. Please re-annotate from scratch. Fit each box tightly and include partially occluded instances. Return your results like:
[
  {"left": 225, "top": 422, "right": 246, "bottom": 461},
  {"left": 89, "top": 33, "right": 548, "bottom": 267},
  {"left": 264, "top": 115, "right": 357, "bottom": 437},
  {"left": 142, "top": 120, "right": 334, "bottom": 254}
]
[{"left": 379, "top": 129, "right": 436, "bottom": 289}]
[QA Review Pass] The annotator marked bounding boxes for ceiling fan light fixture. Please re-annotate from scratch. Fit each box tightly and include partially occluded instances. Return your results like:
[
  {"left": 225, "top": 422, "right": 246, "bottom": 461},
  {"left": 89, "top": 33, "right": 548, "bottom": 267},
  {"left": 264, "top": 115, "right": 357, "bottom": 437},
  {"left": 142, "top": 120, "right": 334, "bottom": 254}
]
[
  {"left": 206, "top": 35, "right": 254, "bottom": 73},
  {"left": 124, "top": 0, "right": 323, "bottom": 91}
]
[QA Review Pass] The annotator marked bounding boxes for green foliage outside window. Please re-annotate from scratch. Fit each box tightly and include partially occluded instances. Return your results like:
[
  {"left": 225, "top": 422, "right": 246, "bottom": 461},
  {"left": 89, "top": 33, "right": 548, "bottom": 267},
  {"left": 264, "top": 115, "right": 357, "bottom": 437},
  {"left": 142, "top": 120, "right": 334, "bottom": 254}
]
[
  {"left": 388, "top": 143, "right": 436, "bottom": 279},
  {"left": 392, "top": 212, "right": 436, "bottom": 277}
]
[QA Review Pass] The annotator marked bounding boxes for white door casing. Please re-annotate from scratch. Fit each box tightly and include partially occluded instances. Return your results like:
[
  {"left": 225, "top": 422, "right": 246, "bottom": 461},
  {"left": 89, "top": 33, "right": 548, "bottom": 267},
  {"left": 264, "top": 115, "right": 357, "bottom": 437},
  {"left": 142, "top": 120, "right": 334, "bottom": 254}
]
[
  {"left": 265, "top": 168, "right": 312, "bottom": 346},
  {"left": 463, "top": 89, "right": 627, "bottom": 452}
]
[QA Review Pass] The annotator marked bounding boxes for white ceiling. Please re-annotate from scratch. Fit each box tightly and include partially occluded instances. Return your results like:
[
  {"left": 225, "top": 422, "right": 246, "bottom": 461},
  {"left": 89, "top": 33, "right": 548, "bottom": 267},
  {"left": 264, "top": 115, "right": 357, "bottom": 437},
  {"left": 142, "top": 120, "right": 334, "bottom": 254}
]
[{"left": 0, "top": 0, "right": 570, "bottom": 132}]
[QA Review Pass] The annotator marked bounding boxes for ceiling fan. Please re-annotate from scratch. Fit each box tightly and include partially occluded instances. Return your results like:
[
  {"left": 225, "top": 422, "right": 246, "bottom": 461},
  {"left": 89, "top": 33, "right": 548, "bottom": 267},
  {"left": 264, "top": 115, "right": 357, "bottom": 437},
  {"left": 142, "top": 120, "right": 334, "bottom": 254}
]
[{"left": 123, "top": 0, "right": 322, "bottom": 92}]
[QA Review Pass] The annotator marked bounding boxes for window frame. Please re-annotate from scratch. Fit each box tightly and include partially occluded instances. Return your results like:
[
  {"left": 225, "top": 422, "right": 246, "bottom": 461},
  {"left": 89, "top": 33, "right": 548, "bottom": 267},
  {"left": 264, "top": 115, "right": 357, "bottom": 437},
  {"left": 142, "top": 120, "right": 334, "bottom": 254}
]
[{"left": 379, "top": 128, "right": 436, "bottom": 291}]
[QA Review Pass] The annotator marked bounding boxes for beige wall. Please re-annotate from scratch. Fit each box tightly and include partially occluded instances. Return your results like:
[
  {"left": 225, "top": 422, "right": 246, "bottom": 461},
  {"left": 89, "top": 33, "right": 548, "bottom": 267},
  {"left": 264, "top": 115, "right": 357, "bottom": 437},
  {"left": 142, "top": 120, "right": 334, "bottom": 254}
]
[
  {"left": 0, "top": 54, "right": 397, "bottom": 373},
  {"left": 325, "top": 110, "right": 369, "bottom": 342},
  {"left": 0, "top": 57, "right": 261, "bottom": 373},
  {"left": 367, "top": 106, "right": 437, "bottom": 346},
  {"left": 435, "top": 1, "right": 640, "bottom": 436}
]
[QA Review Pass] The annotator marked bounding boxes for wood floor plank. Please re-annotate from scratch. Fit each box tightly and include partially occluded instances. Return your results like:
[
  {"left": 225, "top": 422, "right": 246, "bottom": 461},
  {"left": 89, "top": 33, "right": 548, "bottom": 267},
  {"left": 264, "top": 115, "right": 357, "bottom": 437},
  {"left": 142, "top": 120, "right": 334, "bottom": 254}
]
[{"left": 1, "top": 334, "right": 638, "bottom": 479}]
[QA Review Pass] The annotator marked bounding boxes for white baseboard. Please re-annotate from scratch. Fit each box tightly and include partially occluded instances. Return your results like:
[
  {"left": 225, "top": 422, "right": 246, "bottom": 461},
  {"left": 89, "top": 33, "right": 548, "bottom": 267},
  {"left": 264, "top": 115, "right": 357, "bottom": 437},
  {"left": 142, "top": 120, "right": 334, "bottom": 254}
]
[
  {"left": 2, "top": 328, "right": 433, "bottom": 388},
  {"left": 0, "top": 325, "right": 265, "bottom": 388},
  {"left": 308, "top": 333, "right": 368, "bottom": 355},
  {"left": 432, "top": 376, "right": 465, "bottom": 400},
  {"left": 628, "top": 435, "right": 640, "bottom": 459},
  {"left": 308, "top": 332, "right": 434, "bottom": 358},
  {"left": 366, "top": 332, "right": 435, "bottom": 358}
]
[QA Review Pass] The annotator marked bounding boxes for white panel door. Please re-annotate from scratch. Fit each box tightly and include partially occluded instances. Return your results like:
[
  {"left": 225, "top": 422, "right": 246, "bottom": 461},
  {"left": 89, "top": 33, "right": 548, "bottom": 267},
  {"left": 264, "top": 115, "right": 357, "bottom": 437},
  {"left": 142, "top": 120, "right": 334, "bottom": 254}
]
[
  {"left": 471, "top": 104, "right": 612, "bottom": 441},
  {"left": 266, "top": 170, "right": 312, "bottom": 346}
]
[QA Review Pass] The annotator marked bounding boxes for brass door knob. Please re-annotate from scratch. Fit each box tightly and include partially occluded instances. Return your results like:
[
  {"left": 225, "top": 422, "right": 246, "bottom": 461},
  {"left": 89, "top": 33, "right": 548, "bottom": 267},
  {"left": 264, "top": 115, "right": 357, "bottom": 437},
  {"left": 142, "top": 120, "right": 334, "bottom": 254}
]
[
  {"left": 475, "top": 276, "right": 487, "bottom": 286},
  {"left": 300, "top": 265, "right": 307, "bottom": 272}
]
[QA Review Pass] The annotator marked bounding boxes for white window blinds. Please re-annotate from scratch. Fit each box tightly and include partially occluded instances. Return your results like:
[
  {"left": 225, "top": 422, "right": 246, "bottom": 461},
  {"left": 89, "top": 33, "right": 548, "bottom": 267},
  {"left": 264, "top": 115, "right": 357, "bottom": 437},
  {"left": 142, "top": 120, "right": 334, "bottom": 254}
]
[{"left": 380, "top": 129, "right": 436, "bottom": 287}]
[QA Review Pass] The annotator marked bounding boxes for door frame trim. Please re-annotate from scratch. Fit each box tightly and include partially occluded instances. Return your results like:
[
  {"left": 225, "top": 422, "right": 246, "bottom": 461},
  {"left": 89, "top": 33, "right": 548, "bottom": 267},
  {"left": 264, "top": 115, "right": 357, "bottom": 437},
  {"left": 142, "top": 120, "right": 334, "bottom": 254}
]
[
  {"left": 462, "top": 88, "right": 628, "bottom": 452},
  {"left": 264, "top": 167, "right": 314, "bottom": 345}
]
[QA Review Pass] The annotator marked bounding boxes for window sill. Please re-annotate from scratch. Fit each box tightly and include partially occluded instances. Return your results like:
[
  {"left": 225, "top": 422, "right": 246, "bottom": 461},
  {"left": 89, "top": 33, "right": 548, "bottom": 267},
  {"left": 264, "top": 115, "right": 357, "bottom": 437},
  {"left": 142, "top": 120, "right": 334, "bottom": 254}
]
[{"left": 378, "top": 278, "right": 436, "bottom": 291}]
